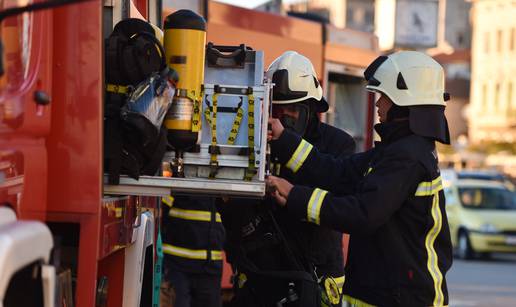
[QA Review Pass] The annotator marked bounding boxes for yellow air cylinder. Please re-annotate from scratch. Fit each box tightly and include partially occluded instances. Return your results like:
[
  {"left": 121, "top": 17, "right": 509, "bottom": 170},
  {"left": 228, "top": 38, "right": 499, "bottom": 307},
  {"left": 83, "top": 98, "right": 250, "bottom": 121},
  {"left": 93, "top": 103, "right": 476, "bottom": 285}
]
[{"left": 163, "top": 10, "right": 206, "bottom": 151}]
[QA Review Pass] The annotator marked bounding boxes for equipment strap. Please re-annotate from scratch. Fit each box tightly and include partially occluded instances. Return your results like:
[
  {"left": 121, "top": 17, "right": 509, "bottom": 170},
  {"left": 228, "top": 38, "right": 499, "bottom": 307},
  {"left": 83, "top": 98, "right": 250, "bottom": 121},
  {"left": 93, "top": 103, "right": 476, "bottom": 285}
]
[
  {"left": 189, "top": 90, "right": 202, "bottom": 132},
  {"left": 208, "top": 93, "right": 219, "bottom": 178},
  {"left": 244, "top": 93, "right": 256, "bottom": 181},
  {"left": 106, "top": 83, "right": 130, "bottom": 95},
  {"left": 227, "top": 97, "right": 244, "bottom": 145},
  {"left": 204, "top": 96, "right": 244, "bottom": 146}
]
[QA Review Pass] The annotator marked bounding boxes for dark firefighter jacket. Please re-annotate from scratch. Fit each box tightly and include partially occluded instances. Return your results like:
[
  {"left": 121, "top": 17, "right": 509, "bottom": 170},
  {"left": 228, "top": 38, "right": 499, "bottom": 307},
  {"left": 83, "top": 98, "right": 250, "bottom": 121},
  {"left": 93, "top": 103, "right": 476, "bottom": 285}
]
[
  {"left": 272, "top": 120, "right": 453, "bottom": 307},
  {"left": 274, "top": 122, "right": 355, "bottom": 278},
  {"left": 161, "top": 196, "right": 225, "bottom": 275},
  {"left": 219, "top": 121, "right": 355, "bottom": 304}
]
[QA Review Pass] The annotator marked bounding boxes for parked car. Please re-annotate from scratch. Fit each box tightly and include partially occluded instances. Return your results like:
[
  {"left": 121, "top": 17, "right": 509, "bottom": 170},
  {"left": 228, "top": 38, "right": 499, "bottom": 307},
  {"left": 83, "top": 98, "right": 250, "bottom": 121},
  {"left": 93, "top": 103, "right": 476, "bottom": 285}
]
[
  {"left": 442, "top": 176, "right": 516, "bottom": 259},
  {"left": 441, "top": 168, "right": 514, "bottom": 190}
]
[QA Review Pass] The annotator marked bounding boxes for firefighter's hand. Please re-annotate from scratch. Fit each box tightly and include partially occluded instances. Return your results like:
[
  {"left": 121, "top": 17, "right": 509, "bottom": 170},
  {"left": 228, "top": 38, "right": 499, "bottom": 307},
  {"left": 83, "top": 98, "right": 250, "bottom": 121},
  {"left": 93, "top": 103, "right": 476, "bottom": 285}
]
[
  {"left": 268, "top": 118, "right": 284, "bottom": 141},
  {"left": 266, "top": 176, "right": 293, "bottom": 207}
]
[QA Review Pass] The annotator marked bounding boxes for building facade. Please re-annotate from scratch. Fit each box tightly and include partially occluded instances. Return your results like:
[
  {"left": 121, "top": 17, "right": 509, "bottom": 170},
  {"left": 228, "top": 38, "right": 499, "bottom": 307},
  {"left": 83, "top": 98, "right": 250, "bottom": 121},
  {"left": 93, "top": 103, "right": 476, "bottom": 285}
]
[{"left": 469, "top": 0, "right": 516, "bottom": 143}]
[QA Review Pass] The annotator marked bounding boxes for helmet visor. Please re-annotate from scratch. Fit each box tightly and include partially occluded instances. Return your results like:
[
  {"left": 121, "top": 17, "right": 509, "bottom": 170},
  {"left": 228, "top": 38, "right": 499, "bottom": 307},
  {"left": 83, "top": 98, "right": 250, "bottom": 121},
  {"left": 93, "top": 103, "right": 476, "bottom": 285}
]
[{"left": 271, "top": 69, "right": 309, "bottom": 101}]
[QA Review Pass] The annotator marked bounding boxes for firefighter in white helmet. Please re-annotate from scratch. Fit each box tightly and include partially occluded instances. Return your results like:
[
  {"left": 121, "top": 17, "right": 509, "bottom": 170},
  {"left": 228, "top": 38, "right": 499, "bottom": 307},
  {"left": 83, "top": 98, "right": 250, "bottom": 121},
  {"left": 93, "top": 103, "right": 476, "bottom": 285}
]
[
  {"left": 221, "top": 51, "right": 355, "bottom": 307},
  {"left": 266, "top": 51, "right": 453, "bottom": 307}
]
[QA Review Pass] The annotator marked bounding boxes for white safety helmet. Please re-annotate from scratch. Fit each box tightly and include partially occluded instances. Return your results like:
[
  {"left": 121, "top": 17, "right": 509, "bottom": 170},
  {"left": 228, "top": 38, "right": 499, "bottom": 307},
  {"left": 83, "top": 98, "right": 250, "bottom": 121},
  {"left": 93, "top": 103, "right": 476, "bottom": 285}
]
[
  {"left": 364, "top": 51, "right": 451, "bottom": 144},
  {"left": 364, "top": 51, "right": 449, "bottom": 107},
  {"left": 266, "top": 51, "right": 328, "bottom": 112}
]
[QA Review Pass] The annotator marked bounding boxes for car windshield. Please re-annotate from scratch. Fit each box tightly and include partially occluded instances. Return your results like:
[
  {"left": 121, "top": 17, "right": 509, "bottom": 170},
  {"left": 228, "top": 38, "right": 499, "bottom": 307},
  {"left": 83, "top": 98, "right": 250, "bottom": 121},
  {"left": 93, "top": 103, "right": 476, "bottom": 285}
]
[
  {"left": 457, "top": 173, "right": 505, "bottom": 182},
  {"left": 458, "top": 187, "right": 516, "bottom": 210}
]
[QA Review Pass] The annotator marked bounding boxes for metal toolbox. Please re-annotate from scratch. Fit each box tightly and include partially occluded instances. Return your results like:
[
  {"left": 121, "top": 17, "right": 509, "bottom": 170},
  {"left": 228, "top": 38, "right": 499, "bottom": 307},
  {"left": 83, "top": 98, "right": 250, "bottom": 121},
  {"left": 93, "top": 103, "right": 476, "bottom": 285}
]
[
  {"left": 105, "top": 44, "right": 271, "bottom": 198},
  {"left": 168, "top": 44, "right": 271, "bottom": 182}
]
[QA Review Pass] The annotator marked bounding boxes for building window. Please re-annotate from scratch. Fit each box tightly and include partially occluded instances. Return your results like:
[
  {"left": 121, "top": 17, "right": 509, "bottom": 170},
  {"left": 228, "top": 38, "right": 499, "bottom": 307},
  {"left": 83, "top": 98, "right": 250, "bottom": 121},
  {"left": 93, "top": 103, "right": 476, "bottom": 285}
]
[
  {"left": 484, "top": 32, "right": 490, "bottom": 53},
  {"left": 497, "top": 30, "right": 503, "bottom": 52}
]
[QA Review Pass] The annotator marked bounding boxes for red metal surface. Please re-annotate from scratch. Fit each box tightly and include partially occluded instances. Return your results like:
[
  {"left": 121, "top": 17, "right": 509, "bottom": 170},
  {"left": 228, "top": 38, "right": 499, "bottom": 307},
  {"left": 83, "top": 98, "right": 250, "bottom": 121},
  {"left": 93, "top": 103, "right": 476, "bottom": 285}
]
[
  {"left": 47, "top": 1, "right": 103, "bottom": 215},
  {"left": 0, "top": 150, "right": 24, "bottom": 211},
  {"left": 99, "top": 197, "right": 138, "bottom": 258},
  {"left": 221, "top": 252, "right": 233, "bottom": 290},
  {"left": 45, "top": 1, "right": 103, "bottom": 306},
  {"left": 97, "top": 249, "right": 126, "bottom": 307},
  {"left": 0, "top": 1, "right": 53, "bottom": 221},
  {"left": 134, "top": 0, "right": 148, "bottom": 19},
  {"left": 0, "top": 2, "right": 53, "bottom": 138}
]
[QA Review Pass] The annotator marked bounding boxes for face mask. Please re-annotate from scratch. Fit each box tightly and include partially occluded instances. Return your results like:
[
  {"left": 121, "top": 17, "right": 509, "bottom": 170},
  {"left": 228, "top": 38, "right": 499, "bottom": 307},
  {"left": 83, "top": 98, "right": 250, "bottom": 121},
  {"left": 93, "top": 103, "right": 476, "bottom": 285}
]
[{"left": 274, "top": 104, "right": 310, "bottom": 135}]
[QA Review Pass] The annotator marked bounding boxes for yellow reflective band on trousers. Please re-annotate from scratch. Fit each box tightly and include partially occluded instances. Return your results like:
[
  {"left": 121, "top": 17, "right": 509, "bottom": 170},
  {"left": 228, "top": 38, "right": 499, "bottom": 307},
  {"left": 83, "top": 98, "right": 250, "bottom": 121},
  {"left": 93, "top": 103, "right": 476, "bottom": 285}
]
[
  {"left": 342, "top": 295, "right": 376, "bottom": 307},
  {"left": 415, "top": 176, "right": 445, "bottom": 307},
  {"left": 286, "top": 139, "right": 313, "bottom": 173},
  {"left": 162, "top": 244, "right": 223, "bottom": 260},
  {"left": 168, "top": 207, "right": 222, "bottom": 223},
  {"left": 415, "top": 176, "right": 443, "bottom": 196},
  {"left": 307, "top": 188, "right": 328, "bottom": 225}
]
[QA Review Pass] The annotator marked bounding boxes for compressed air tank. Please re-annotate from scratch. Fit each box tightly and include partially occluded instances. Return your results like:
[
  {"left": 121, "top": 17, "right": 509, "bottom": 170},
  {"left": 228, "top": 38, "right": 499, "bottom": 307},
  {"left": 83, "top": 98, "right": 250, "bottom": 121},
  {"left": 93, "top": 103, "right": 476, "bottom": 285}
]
[{"left": 163, "top": 10, "right": 206, "bottom": 151}]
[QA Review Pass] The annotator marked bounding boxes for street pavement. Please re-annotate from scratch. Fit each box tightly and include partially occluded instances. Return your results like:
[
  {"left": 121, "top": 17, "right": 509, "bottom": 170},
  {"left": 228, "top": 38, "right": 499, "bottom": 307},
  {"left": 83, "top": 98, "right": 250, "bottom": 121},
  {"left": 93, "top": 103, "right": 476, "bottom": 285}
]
[{"left": 447, "top": 254, "right": 516, "bottom": 307}]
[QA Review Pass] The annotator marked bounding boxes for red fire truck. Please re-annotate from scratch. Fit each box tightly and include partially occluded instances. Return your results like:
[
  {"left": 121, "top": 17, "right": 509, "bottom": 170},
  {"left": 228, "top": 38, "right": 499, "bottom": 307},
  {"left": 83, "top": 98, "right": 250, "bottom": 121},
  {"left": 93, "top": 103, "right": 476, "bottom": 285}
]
[{"left": 0, "top": 0, "right": 378, "bottom": 306}]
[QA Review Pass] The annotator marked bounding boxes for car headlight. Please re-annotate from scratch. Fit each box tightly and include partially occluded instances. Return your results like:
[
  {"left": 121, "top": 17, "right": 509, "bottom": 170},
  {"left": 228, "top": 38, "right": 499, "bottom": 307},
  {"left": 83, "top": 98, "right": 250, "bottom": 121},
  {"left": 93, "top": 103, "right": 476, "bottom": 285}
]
[{"left": 478, "top": 223, "right": 499, "bottom": 234}]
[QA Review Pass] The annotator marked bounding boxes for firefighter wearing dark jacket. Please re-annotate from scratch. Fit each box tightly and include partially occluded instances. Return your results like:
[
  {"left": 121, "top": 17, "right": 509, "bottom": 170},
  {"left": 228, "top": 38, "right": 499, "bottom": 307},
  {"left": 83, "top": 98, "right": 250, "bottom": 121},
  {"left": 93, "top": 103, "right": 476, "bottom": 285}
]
[
  {"left": 161, "top": 196, "right": 225, "bottom": 307},
  {"left": 266, "top": 51, "right": 453, "bottom": 307},
  {"left": 221, "top": 51, "right": 355, "bottom": 307}
]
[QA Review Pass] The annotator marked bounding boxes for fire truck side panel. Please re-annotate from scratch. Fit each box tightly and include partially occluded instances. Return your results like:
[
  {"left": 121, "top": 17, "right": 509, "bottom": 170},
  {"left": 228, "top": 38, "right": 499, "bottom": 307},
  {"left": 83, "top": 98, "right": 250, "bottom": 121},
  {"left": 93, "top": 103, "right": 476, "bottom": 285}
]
[
  {"left": 0, "top": 7, "right": 53, "bottom": 137},
  {"left": 45, "top": 1, "right": 103, "bottom": 306},
  {"left": 97, "top": 249, "right": 126, "bottom": 307},
  {"left": 0, "top": 4, "right": 53, "bottom": 220},
  {"left": 0, "top": 145, "right": 47, "bottom": 219},
  {"left": 47, "top": 2, "right": 103, "bottom": 215}
]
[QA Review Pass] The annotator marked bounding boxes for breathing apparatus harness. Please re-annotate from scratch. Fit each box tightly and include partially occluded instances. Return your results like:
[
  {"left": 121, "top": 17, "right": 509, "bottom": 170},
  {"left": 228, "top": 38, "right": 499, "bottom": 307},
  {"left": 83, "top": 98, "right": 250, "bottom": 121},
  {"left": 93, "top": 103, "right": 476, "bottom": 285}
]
[{"left": 104, "top": 18, "right": 174, "bottom": 184}]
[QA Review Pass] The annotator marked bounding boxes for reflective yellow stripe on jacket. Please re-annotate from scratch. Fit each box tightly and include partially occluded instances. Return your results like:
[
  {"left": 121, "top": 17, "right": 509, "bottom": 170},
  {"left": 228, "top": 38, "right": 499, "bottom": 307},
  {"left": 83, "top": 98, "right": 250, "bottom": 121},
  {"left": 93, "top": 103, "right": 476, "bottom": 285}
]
[
  {"left": 286, "top": 139, "right": 313, "bottom": 173},
  {"left": 169, "top": 207, "right": 222, "bottom": 223},
  {"left": 162, "top": 196, "right": 174, "bottom": 207},
  {"left": 415, "top": 176, "right": 443, "bottom": 196},
  {"left": 334, "top": 275, "right": 345, "bottom": 294},
  {"left": 342, "top": 295, "right": 376, "bottom": 307},
  {"left": 307, "top": 188, "right": 328, "bottom": 225},
  {"left": 162, "top": 244, "right": 223, "bottom": 261},
  {"left": 415, "top": 176, "right": 445, "bottom": 307}
]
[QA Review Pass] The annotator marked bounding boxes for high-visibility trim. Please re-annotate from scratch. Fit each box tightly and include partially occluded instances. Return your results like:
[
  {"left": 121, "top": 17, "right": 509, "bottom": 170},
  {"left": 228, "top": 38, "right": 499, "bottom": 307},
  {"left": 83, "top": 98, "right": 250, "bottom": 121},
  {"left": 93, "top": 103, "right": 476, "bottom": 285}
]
[
  {"left": 169, "top": 207, "right": 222, "bottom": 223},
  {"left": 227, "top": 106, "right": 244, "bottom": 145},
  {"left": 342, "top": 295, "right": 376, "bottom": 307},
  {"left": 324, "top": 277, "right": 341, "bottom": 305},
  {"left": 244, "top": 94, "right": 256, "bottom": 181},
  {"left": 334, "top": 275, "right": 345, "bottom": 294},
  {"left": 307, "top": 188, "right": 328, "bottom": 225},
  {"left": 286, "top": 139, "right": 313, "bottom": 173},
  {"left": 425, "top": 192, "right": 445, "bottom": 307},
  {"left": 415, "top": 176, "right": 443, "bottom": 196},
  {"left": 365, "top": 167, "right": 373, "bottom": 175},
  {"left": 189, "top": 90, "right": 202, "bottom": 132},
  {"left": 106, "top": 83, "right": 129, "bottom": 94},
  {"left": 162, "top": 196, "right": 174, "bottom": 207},
  {"left": 237, "top": 273, "right": 247, "bottom": 289},
  {"left": 162, "top": 244, "right": 223, "bottom": 261}
]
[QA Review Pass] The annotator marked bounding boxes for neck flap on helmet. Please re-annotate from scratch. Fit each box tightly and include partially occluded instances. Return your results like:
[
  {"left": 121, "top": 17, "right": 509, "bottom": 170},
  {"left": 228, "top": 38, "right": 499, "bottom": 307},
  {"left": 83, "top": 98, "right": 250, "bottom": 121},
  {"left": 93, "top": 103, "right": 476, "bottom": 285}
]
[{"left": 408, "top": 105, "right": 450, "bottom": 144}]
